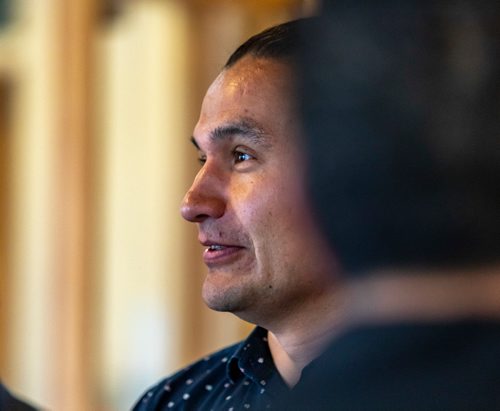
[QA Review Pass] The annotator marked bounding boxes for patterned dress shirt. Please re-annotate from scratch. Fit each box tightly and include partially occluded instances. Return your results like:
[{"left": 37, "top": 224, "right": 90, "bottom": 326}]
[{"left": 133, "top": 327, "right": 290, "bottom": 411}]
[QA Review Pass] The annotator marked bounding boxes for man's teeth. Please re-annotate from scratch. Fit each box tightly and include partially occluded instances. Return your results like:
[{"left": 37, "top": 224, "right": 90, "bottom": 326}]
[{"left": 209, "top": 245, "right": 225, "bottom": 251}]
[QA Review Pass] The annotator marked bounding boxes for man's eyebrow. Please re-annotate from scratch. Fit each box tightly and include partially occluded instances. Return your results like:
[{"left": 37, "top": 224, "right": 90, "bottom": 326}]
[
  {"left": 190, "top": 119, "right": 272, "bottom": 150},
  {"left": 212, "top": 119, "right": 268, "bottom": 145}
]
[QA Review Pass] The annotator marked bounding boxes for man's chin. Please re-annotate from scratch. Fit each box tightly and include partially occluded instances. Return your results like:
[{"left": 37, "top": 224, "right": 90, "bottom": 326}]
[{"left": 202, "top": 282, "right": 247, "bottom": 313}]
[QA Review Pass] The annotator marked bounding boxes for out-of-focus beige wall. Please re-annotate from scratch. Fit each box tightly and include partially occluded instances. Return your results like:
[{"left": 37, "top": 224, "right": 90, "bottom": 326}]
[{"left": 0, "top": 0, "right": 318, "bottom": 409}]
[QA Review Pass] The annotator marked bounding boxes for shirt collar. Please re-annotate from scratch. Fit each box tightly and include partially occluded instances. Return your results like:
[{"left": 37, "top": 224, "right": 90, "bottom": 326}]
[{"left": 226, "top": 326, "right": 289, "bottom": 396}]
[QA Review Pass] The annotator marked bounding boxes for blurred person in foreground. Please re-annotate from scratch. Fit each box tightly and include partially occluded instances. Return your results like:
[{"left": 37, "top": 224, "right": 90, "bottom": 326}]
[
  {"left": 284, "top": 2, "right": 500, "bottom": 410},
  {"left": 0, "top": 382, "right": 37, "bottom": 411},
  {"left": 133, "top": 19, "right": 342, "bottom": 411}
]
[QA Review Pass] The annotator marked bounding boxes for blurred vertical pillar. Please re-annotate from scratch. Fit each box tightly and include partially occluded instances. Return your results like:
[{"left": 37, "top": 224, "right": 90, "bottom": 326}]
[
  {"left": 94, "top": 1, "right": 194, "bottom": 408},
  {"left": 51, "top": 0, "right": 97, "bottom": 408},
  {"left": 7, "top": 0, "right": 97, "bottom": 408},
  {"left": 7, "top": 0, "right": 56, "bottom": 407}
]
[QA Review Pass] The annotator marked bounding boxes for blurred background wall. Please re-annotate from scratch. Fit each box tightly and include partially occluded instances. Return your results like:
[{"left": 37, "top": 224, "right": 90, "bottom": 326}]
[{"left": 0, "top": 0, "right": 318, "bottom": 409}]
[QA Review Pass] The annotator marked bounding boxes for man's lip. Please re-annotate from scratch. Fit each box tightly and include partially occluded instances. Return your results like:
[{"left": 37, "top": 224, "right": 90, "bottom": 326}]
[
  {"left": 202, "top": 244, "right": 245, "bottom": 267},
  {"left": 199, "top": 237, "right": 244, "bottom": 248},
  {"left": 200, "top": 240, "right": 234, "bottom": 247}
]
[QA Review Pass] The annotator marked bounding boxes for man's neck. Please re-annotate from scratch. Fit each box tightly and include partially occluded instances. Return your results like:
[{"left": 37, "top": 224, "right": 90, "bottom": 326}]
[
  {"left": 265, "top": 288, "right": 343, "bottom": 387},
  {"left": 344, "top": 264, "right": 500, "bottom": 326}
]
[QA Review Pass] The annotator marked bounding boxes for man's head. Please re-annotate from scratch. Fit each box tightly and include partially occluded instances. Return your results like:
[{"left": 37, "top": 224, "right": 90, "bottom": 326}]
[{"left": 180, "top": 20, "right": 337, "bottom": 326}]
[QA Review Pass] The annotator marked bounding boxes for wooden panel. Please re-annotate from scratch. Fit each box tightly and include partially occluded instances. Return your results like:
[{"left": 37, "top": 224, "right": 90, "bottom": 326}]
[{"left": 49, "top": 0, "right": 98, "bottom": 408}]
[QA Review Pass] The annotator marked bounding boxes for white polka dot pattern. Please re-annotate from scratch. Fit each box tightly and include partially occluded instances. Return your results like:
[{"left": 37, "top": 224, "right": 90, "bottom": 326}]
[{"left": 132, "top": 327, "right": 287, "bottom": 411}]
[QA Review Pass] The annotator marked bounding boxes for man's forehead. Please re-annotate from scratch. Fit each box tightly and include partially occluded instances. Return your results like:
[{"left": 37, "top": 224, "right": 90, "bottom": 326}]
[
  {"left": 206, "top": 56, "right": 294, "bottom": 100},
  {"left": 193, "top": 56, "right": 298, "bottom": 149}
]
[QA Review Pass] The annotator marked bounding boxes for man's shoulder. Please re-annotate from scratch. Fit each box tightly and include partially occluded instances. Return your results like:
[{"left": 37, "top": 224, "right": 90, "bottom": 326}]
[
  {"left": 0, "top": 383, "right": 38, "bottom": 411},
  {"left": 132, "top": 340, "right": 243, "bottom": 410}
]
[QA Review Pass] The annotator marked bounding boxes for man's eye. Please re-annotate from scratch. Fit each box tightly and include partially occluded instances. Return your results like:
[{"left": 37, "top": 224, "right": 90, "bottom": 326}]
[
  {"left": 198, "top": 155, "right": 207, "bottom": 165},
  {"left": 234, "top": 151, "right": 253, "bottom": 163}
]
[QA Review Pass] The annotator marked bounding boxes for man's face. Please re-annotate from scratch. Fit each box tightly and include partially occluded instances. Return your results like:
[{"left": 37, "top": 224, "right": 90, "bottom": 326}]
[{"left": 181, "top": 56, "right": 336, "bottom": 325}]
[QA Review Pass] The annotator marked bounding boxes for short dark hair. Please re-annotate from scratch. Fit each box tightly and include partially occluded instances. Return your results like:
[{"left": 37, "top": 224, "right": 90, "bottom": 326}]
[{"left": 224, "top": 19, "right": 307, "bottom": 69}]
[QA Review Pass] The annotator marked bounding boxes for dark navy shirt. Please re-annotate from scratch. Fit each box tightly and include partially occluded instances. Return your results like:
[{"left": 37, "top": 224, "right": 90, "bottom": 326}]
[
  {"left": 0, "top": 383, "right": 37, "bottom": 411},
  {"left": 133, "top": 327, "right": 290, "bottom": 410}
]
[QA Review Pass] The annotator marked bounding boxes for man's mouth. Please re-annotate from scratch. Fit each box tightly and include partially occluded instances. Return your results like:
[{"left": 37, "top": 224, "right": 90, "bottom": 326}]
[
  {"left": 202, "top": 243, "right": 245, "bottom": 267},
  {"left": 207, "top": 244, "right": 226, "bottom": 251}
]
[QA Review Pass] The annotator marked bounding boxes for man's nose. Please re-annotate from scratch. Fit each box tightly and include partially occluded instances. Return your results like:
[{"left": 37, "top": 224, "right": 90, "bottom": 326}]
[{"left": 180, "top": 166, "right": 226, "bottom": 223}]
